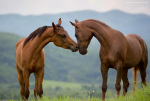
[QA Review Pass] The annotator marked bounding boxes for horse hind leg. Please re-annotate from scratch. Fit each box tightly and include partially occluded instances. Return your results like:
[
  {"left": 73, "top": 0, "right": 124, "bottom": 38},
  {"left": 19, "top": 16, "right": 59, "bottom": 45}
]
[
  {"left": 132, "top": 66, "right": 139, "bottom": 92},
  {"left": 16, "top": 63, "right": 25, "bottom": 100},
  {"left": 139, "top": 63, "right": 147, "bottom": 86},
  {"left": 139, "top": 41, "right": 148, "bottom": 87}
]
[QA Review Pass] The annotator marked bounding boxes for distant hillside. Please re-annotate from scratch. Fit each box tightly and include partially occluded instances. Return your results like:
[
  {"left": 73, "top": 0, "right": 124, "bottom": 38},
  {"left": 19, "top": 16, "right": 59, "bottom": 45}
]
[
  {"left": 0, "top": 32, "right": 150, "bottom": 85},
  {"left": 0, "top": 32, "right": 20, "bottom": 83},
  {"left": 0, "top": 10, "right": 150, "bottom": 40}
]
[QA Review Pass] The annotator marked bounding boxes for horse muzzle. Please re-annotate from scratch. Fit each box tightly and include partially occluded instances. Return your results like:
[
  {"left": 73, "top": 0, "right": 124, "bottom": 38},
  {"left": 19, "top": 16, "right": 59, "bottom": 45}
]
[
  {"left": 79, "top": 48, "right": 88, "bottom": 55},
  {"left": 70, "top": 45, "right": 78, "bottom": 52}
]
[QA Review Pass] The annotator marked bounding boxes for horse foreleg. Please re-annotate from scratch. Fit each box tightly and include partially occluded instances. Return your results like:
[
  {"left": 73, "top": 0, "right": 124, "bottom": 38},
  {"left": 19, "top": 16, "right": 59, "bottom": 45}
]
[
  {"left": 34, "top": 73, "right": 39, "bottom": 100},
  {"left": 115, "top": 62, "right": 123, "bottom": 97},
  {"left": 37, "top": 68, "right": 44, "bottom": 98},
  {"left": 16, "top": 64, "right": 25, "bottom": 100},
  {"left": 101, "top": 63, "right": 109, "bottom": 101},
  {"left": 122, "top": 69, "right": 129, "bottom": 96},
  {"left": 23, "top": 69, "right": 30, "bottom": 99}
]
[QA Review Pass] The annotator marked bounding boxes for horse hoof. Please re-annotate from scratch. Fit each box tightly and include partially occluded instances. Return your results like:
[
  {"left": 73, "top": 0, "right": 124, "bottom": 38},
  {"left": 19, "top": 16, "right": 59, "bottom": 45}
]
[
  {"left": 38, "top": 90, "right": 43, "bottom": 97},
  {"left": 24, "top": 90, "right": 30, "bottom": 99}
]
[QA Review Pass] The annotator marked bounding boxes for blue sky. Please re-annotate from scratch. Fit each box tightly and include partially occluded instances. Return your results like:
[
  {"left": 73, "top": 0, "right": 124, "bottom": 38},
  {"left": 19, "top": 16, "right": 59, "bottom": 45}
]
[{"left": 0, "top": 0, "right": 150, "bottom": 15}]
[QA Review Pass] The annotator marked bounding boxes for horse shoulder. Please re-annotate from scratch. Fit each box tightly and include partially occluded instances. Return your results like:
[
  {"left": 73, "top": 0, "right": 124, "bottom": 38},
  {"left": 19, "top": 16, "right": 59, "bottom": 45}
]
[
  {"left": 16, "top": 38, "right": 26, "bottom": 49},
  {"left": 16, "top": 38, "right": 26, "bottom": 71}
]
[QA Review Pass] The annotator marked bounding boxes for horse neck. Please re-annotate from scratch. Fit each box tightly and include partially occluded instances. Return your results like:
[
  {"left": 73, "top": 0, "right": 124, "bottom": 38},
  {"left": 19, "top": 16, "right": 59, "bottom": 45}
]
[
  {"left": 85, "top": 21, "right": 113, "bottom": 48},
  {"left": 25, "top": 28, "right": 54, "bottom": 56}
]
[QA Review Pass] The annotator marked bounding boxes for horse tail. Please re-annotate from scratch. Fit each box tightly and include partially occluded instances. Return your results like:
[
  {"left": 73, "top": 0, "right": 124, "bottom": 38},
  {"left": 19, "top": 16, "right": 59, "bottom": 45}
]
[{"left": 132, "top": 67, "right": 139, "bottom": 92}]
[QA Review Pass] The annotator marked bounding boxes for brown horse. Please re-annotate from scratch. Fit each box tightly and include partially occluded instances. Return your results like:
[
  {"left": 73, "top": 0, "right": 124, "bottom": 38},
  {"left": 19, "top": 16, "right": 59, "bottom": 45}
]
[
  {"left": 70, "top": 19, "right": 148, "bottom": 100},
  {"left": 16, "top": 18, "right": 78, "bottom": 100}
]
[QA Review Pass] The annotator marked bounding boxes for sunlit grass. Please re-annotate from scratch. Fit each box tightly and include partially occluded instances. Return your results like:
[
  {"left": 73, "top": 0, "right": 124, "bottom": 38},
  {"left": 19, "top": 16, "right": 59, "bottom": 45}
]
[{"left": 9, "top": 84, "right": 150, "bottom": 101}]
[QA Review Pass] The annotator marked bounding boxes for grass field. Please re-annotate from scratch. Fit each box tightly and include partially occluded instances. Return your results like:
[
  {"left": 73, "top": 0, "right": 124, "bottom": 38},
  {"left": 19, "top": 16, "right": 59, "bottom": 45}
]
[
  {"left": 0, "top": 80, "right": 100, "bottom": 100},
  {"left": 42, "top": 80, "right": 91, "bottom": 89},
  {"left": 8, "top": 83, "right": 150, "bottom": 101}
]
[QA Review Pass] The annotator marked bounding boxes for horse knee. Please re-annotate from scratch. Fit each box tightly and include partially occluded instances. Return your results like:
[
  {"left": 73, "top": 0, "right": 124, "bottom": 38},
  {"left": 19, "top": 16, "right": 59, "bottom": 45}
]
[
  {"left": 115, "top": 84, "right": 121, "bottom": 91},
  {"left": 24, "top": 90, "right": 30, "bottom": 99},
  {"left": 102, "top": 85, "right": 107, "bottom": 93},
  {"left": 38, "top": 89, "right": 43, "bottom": 97}
]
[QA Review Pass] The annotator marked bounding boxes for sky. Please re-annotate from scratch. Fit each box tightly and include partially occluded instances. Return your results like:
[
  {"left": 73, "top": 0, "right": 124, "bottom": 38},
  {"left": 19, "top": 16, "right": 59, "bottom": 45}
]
[{"left": 0, "top": 0, "right": 150, "bottom": 15}]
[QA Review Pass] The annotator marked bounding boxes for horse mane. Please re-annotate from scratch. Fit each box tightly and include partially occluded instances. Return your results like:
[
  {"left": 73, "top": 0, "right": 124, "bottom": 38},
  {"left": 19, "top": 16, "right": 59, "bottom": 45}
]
[
  {"left": 23, "top": 26, "right": 48, "bottom": 47},
  {"left": 23, "top": 24, "right": 63, "bottom": 47},
  {"left": 87, "top": 19, "right": 110, "bottom": 28}
]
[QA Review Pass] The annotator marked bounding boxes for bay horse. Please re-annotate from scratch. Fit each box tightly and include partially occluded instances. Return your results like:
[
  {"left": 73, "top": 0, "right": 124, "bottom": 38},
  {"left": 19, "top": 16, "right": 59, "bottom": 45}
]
[
  {"left": 70, "top": 19, "right": 148, "bottom": 100},
  {"left": 16, "top": 18, "right": 78, "bottom": 100}
]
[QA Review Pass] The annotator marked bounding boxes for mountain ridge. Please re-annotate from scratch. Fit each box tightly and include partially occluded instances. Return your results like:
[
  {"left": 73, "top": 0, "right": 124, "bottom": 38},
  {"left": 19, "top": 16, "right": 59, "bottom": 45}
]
[{"left": 0, "top": 10, "right": 150, "bottom": 40}]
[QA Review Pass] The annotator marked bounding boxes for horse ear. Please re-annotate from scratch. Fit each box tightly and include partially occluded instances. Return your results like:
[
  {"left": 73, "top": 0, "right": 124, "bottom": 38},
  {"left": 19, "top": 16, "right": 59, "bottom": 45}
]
[
  {"left": 70, "top": 21, "right": 78, "bottom": 28},
  {"left": 75, "top": 19, "right": 79, "bottom": 23},
  {"left": 52, "top": 22, "right": 58, "bottom": 31},
  {"left": 58, "top": 18, "right": 62, "bottom": 25}
]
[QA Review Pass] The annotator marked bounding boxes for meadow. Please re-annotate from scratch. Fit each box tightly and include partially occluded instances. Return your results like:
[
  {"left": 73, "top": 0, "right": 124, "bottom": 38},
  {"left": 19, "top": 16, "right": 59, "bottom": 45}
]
[{"left": 9, "top": 83, "right": 150, "bottom": 101}]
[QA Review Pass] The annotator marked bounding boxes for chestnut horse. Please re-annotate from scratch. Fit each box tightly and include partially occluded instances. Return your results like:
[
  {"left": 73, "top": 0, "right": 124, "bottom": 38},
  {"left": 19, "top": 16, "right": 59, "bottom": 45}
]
[
  {"left": 16, "top": 18, "right": 78, "bottom": 100},
  {"left": 70, "top": 19, "right": 148, "bottom": 100}
]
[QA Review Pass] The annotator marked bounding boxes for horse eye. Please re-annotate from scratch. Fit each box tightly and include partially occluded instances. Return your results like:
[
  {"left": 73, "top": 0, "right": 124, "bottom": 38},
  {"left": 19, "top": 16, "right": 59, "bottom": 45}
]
[{"left": 61, "top": 34, "right": 66, "bottom": 38}]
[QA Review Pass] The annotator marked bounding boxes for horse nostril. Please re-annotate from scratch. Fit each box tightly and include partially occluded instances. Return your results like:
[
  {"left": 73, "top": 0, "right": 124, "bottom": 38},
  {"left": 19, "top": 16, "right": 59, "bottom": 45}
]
[{"left": 76, "top": 46, "right": 78, "bottom": 49}]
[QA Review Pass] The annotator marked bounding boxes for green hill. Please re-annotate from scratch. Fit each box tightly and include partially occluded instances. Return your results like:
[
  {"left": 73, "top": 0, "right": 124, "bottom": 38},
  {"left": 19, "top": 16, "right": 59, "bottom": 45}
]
[{"left": 0, "top": 32, "right": 20, "bottom": 83}]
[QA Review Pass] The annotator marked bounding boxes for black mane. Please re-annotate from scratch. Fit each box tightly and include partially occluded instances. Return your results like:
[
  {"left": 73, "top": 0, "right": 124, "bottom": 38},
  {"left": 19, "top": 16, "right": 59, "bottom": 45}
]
[
  {"left": 23, "top": 25, "right": 63, "bottom": 47},
  {"left": 23, "top": 26, "right": 48, "bottom": 47}
]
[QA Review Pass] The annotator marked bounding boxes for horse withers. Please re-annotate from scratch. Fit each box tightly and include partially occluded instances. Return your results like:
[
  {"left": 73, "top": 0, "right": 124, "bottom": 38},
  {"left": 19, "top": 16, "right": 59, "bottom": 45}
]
[
  {"left": 70, "top": 19, "right": 148, "bottom": 100},
  {"left": 16, "top": 18, "right": 78, "bottom": 100}
]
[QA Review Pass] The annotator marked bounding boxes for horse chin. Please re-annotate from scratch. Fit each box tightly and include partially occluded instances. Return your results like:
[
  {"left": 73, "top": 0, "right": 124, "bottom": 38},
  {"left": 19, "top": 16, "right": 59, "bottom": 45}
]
[
  {"left": 71, "top": 49, "right": 77, "bottom": 52},
  {"left": 71, "top": 48, "right": 78, "bottom": 52},
  {"left": 79, "top": 49, "right": 88, "bottom": 55}
]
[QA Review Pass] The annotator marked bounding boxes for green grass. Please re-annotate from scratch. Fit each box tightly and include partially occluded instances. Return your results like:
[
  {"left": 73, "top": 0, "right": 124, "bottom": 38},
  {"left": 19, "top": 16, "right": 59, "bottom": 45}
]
[
  {"left": 9, "top": 84, "right": 150, "bottom": 101},
  {"left": 107, "top": 84, "right": 150, "bottom": 101},
  {"left": 42, "top": 80, "right": 90, "bottom": 89}
]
